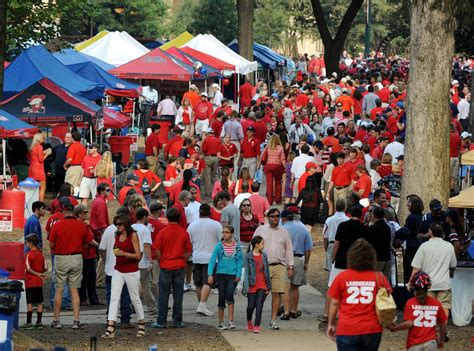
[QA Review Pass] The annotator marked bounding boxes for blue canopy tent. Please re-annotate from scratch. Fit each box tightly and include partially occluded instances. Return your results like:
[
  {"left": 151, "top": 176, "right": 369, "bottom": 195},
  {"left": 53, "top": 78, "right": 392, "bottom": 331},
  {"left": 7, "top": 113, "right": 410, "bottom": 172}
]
[
  {"left": 228, "top": 40, "right": 286, "bottom": 69},
  {"left": 4, "top": 45, "right": 105, "bottom": 101},
  {"left": 54, "top": 48, "right": 115, "bottom": 71},
  {"left": 58, "top": 60, "right": 141, "bottom": 98}
]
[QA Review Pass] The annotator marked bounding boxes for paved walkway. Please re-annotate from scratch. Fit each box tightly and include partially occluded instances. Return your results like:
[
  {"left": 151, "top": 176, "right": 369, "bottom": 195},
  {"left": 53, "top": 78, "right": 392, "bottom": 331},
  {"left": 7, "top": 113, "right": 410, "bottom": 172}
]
[{"left": 19, "top": 285, "right": 336, "bottom": 350}]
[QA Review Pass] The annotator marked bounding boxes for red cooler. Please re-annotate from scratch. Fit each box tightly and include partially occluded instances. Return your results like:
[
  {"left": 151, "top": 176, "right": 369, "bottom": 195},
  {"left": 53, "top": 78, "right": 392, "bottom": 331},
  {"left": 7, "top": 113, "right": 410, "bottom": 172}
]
[
  {"left": 0, "top": 243, "right": 25, "bottom": 280},
  {"left": 108, "top": 136, "right": 136, "bottom": 165},
  {"left": 1, "top": 190, "right": 25, "bottom": 229}
]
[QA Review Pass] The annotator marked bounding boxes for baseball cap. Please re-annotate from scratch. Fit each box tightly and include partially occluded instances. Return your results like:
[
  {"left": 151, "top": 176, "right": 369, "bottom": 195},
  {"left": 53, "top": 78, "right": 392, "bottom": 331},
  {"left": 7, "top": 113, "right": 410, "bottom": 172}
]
[
  {"left": 280, "top": 210, "right": 293, "bottom": 219},
  {"left": 461, "top": 131, "right": 472, "bottom": 139},
  {"left": 351, "top": 140, "right": 363, "bottom": 148},
  {"left": 62, "top": 202, "right": 74, "bottom": 211},
  {"left": 287, "top": 205, "right": 300, "bottom": 214},
  {"left": 247, "top": 126, "right": 255, "bottom": 131},
  {"left": 429, "top": 199, "right": 442, "bottom": 211},
  {"left": 211, "top": 83, "right": 220, "bottom": 89},
  {"left": 206, "top": 127, "right": 214, "bottom": 134},
  {"left": 291, "top": 84, "right": 299, "bottom": 88},
  {"left": 126, "top": 173, "right": 139, "bottom": 181},
  {"left": 88, "top": 142, "right": 99, "bottom": 149},
  {"left": 452, "top": 80, "right": 459, "bottom": 85},
  {"left": 201, "top": 92, "right": 208, "bottom": 97},
  {"left": 396, "top": 101, "right": 404, "bottom": 109},
  {"left": 306, "top": 162, "right": 317, "bottom": 170},
  {"left": 396, "top": 155, "right": 404, "bottom": 161}
]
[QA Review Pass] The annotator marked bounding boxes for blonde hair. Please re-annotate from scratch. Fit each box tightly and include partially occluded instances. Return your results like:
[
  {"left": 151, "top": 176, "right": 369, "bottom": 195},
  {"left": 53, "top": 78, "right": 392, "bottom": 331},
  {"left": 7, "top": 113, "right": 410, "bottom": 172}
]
[
  {"left": 30, "top": 133, "right": 44, "bottom": 150},
  {"left": 287, "top": 151, "right": 296, "bottom": 163},
  {"left": 268, "top": 134, "right": 282, "bottom": 150},
  {"left": 96, "top": 151, "right": 113, "bottom": 178},
  {"left": 182, "top": 98, "right": 190, "bottom": 107},
  {"left": 381, "top": 153, "right": 392, "bottom": 164}
]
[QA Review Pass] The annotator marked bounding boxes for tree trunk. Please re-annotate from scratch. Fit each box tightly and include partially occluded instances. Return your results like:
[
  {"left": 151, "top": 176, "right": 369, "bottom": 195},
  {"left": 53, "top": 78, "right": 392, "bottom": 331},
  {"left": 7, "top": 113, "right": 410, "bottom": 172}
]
[
  {"left": 468, "top": 68, "right": 474, "bottom": 134},
  {"left": 237, "top": 0, "right": 254, "bottom": 81},
  {"left": 0, "top": 0, "right": 7, "bottom": 101},
  {"left": 399, "top": 0, "right": 455, "bottom": 221}
]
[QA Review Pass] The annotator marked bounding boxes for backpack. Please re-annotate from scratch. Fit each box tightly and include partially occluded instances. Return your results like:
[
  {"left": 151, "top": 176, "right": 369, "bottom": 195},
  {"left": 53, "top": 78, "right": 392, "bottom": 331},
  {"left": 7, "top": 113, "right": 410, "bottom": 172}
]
[{"left": 141, "top": 176, "right": 151, "bottom": 195}]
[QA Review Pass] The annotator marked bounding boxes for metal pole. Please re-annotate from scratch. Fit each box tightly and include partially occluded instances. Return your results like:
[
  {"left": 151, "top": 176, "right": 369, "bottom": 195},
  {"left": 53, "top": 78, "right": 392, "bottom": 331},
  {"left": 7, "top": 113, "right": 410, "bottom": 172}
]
[
  {"left": 89, "top": 123, "right": 93, "bottom": 143},
  {"left": 2, "top": 138, "right": 6, "bottom": 181},
  {"left": 237, "top": 74, "right": 240, "bottom": 111},
  {"left": 364, "top": 0, "right": 371, "bottom": 58}
]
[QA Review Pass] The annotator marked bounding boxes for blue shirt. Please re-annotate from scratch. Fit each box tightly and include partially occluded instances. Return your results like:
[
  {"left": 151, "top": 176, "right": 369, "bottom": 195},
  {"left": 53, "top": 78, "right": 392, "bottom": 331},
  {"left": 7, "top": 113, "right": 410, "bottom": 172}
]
[
  {"left": 24, "top": 214, "right": 42, "bottom": 251},
  {"left": 283, "top": 220, "right": 313, "bottom": 255}
]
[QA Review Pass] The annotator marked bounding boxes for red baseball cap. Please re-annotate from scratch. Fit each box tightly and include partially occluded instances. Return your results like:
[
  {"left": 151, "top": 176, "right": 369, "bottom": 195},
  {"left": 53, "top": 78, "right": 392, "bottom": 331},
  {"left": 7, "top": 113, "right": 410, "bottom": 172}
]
[{"left": 306, "top": 162, "right": 317, "bottom": 170}]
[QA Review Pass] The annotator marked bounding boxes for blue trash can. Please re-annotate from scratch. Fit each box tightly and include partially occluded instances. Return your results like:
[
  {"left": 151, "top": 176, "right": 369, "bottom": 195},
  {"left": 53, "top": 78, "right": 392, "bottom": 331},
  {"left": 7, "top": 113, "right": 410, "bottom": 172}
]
[{"left": 0, "top": 281, "right": 23, "bottom": 336}]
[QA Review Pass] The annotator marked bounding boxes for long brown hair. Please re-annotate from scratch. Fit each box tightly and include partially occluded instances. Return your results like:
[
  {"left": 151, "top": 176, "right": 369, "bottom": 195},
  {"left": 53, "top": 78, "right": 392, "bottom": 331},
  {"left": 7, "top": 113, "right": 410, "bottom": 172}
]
[{"left": 347, "top": 239, "right": 376, "bottom": 271}]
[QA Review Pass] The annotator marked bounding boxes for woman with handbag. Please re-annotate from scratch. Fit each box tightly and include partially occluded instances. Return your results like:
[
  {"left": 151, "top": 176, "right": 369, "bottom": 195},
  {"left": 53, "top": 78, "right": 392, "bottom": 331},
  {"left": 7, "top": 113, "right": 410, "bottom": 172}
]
[
  {"left": 260, "top": 134, "right": 286, "bottom": 205},
  {"left": 327, "top": 238, "right": 391, "bottom": 350},
  {"left": 207, "top": 225, "right": 242, "bottom": 331}
]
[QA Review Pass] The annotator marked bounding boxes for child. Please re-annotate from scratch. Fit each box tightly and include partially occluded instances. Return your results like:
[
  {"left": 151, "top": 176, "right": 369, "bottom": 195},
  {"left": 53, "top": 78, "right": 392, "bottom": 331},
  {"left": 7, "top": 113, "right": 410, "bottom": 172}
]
[
  {"left": 208, "top": 225, "right": 242, "bottom": 331},
  {"left": 134, "top": 159, "right": 161, "bottom": 206},
  {"left": 389, "top": 271, "right": 447, "bottom": 351},
  {"left": 284, "top": 152, "right": 296, "bottom": 203},
  {"left": 243, "top": 235, "right": 271, "bottom": 333},
  {"left": 21, "top": 234, "right": 47, "bottom": 329}
]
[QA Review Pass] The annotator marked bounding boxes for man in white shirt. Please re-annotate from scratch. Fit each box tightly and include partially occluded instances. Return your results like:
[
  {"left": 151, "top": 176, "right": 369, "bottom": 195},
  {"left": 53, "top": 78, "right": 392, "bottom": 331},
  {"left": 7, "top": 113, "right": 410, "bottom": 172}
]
[
  {"left": 384, "top": 136, "right": 405, "bottom": 164},
  {"left": 141, "top": 86, "right": 158, "bottom": 104},
  {"left": 321, "top": 114, "right": 336, "bottom": 137},
  {"left": 322, "top": 199, "right": 350, "bottom": 272},
  {"left": 132, "top": 208, "right": 155, "bottom": 319},
  {"left": 157, "top": 96, "right": 177, "bottom": 123},
  {"left": 291, "top": 144, "right": 316, "bottom": 198},
  {"left": 211, "top": 83, "right": 223, "bottom": 111},
  {"left": 185, "top": 187, "right": 201, "bottom": 225},
  {"left": 187, "top": 204, "right": 223, "bottom": 316},
  {"left": 288, "top": 116, "right": 315, "bottom": 149},
  {"left": 457, "top": 91, "right": 470, "bottom": 131}
]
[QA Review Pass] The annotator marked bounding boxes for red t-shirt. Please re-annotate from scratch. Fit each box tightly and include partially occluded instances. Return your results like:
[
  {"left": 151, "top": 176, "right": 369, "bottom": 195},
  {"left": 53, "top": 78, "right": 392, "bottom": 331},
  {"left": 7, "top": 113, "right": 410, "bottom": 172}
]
[
  {"left": 81, "top": 154, "right": 101, "bottom": 178},
  {"left": 45, "top": 212, "right": 65, "bottom": 238},
  {"left": 49, "top": 217, "right": 88, "bottom": 255},
  {"left": 449, "top": 132, "right": 461, "bottom": 157},
  {"left": 202, "top": 136, "right": 222, "bottom": 156},
  {"left": 248, "top": 254, "right": 268, "bottom": 293},
  {"left": 322, "top": 136, "right": 341, "bottom": 153},
  {"left": 353, "top": 173, "right": 372, "bottom": 199},
  {"left": 194, "top": 100, "right": 212, "bottom": 120},
  {"left": 210, "top": 207, "right": 222, "bottom": 222},
  {"left": 82, "top": 224, "right": 97, "bottom": 259},
  {"left": 378, "top": 164, "right": 393, "bottom": 179},
  {"left": 296, "top": 94, "right": 309, "bottom": 107},
  {"left": 164, "top": 165, "right": 177, "bottom": 193},
  {"left": 90, "top": 194, "right": 110, "bottom": 230},
  {"left": 134, "top": 169, "right": 161, "bottom": 190},
  {"left": 248, "top": 194, "right": 270, "bottom": 223},
  {"left": 117, "top": 185, "right": 143, "bottom": 205},
  {"left": 153, "top": 223, "right": 192, "bottom": 270},
  {"left": 49, "top": 196, "right": 78, "bottom": 215},
  {"left": 114, "top": 234, "right": 139, "bottom": 273},
  {"left": 145, "top": 133, "right": 161, "bottom": 156},
  {"left": 331, "top": 163, "right": 352, "bottom": 187},
  {"left": 404, "top": 296, "right": 448, "bottom": 349},
  {"left": 253, "top": 121, "right": 267, "bottom": 145},
  {"left": 370, "top": 107, "right": 384, "bottom": 121},
  {"left": 328, "top": 269, "right": 391, "bottom": 336},
  {"left": 241, "top": 137, "right": 261, "bottom": 158},
  {"left": 67, "top": 141, "right": 86, "bottom": 165},
  {"left": 147, "top": 216, "right": 168, "bottom": 260},
  {"left": 25, "top": 249, "right": 47, "bottom": 288},
  {"left": 172, "top": 201, "right": 188, "bottom": 229},
  {"left": 218, "top": 143, "right": 238, "bottom": 167},
  {"left": 345, "top": 159, "right": 364, "bottom": 180}
]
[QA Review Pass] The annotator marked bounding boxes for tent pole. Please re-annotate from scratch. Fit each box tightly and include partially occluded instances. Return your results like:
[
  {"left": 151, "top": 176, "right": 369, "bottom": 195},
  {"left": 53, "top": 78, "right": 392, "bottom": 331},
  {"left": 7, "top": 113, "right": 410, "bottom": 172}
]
[
  {"left": 89, "top": 123, "right": 93, "bottom": 143},
  {"left": 205, "top": 79, "right": 207, "bottom": 95},
  {"left": 2, "top": 139, "right": 6, "bottom": 181},
  {"left": 237, "top": 74, "right": 240, "bottom": 111},
  {"left": 99, "top": 130, "right": 103, "bottom": 151},
  {"left": 268, "top": 69, "right": 270, "bottom": 92}
]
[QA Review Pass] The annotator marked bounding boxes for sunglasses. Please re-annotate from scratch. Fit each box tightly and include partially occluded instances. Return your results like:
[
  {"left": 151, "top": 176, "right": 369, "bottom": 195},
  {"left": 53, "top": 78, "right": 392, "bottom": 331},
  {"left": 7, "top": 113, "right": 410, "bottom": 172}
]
[
  {"left": 82, "top": 211, "right": 89, "bottom": 214},
  {"left": 105, "top": 189, "right": 111, "bottom": 192},
  {"left": 115, "top": 222, "right": 124, "bottom": 226},
  {"left": 268, "top": 214, "right": 280, "bottom": 218},
  {"left": 242, "top": 204, "right": 251, "bottom": 207}
]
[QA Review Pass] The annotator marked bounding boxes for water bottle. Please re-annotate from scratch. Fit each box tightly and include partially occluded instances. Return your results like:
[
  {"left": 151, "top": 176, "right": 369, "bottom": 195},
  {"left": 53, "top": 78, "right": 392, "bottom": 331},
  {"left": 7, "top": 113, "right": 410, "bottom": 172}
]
[{"left": 148, "top": 345, "right": 158, "bottom": 351}]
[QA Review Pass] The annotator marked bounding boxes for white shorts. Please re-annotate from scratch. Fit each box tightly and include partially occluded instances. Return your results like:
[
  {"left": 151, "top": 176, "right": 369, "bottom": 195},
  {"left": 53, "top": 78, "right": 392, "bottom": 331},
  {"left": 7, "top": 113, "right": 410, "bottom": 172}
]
[
  {"left": 195, "top": 119, "right": 209, "bottom": 136},
  {"left": 79, "top": 177, "right": 97, "bottom": 199},
  {"left": 328, "top": 264, "right": 345, "bottom": 287}
]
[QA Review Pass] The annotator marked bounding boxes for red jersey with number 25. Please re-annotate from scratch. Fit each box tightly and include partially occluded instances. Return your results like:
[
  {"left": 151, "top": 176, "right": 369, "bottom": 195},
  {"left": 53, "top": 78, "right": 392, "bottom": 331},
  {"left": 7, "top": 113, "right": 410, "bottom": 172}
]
[
  {"left": 328, "top": 269, "right": 391, "bottom": 336},
  {"left": 404, "top": 296, "right": 447, "bottom": 349}
]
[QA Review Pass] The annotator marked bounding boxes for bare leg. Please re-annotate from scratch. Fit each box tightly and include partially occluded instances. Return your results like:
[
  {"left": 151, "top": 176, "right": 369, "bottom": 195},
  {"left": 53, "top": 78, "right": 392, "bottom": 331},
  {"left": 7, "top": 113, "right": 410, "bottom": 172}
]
[
  {"left": 271, "top": 292, "right": 281, "bottom": 320},
  {"left": 70, "top": 288, "right": 80, "bottom": 321},
  {"left": 290, "top": 284, "right": 300, "bottom": 313},
  {"left": 228, "top": 303, "right": 234, "bottom": 322},
  {"left": 282, "top": 286, "right": 290, "bottom": 315},
  {"left": 53, "top": 287, "right": 63, "bottom": 320},
  {"left": 195, "top": 286, "right": 202, "bottom": 302},
  {"left": 200, "top": 284, "right": 211, "bottom": 303},
  {"left": 218, "top": 307, "right": 224, "bottom": 322}
]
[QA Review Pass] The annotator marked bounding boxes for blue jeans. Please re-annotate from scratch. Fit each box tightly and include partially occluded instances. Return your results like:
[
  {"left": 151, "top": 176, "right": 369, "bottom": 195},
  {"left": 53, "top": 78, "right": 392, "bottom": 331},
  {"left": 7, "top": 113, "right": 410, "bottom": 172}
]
[
  {"left": 49, "top": 254, "right": 71, "bottom": 308},
  {"left": 157, "top": 268, "right": 185, "bottom": 326},
  {"left": 105, "top": 275, "right": 132, "bottom": 324},
  {"left": 336, "top": 332, "right": 382, "bottom": 351}
]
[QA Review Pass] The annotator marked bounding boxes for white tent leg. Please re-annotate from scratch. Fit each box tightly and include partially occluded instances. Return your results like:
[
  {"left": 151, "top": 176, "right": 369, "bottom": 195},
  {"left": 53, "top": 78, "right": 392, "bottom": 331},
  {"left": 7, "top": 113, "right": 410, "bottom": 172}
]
[
  {"left": 2, "top": 139, "right": 6, "bottom": 181},
  {"left": 237, "top": 74, "right": 240, "bottom": 111},
  {"left": 89, "top": 123, "right": 93, "bottom": 143}
]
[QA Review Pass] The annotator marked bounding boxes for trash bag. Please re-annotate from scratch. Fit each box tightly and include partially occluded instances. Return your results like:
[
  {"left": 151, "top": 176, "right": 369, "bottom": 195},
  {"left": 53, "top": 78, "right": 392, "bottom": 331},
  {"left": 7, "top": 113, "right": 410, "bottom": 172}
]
[{"left": 0, "top": 294, "right": 16, "bottom": 314}]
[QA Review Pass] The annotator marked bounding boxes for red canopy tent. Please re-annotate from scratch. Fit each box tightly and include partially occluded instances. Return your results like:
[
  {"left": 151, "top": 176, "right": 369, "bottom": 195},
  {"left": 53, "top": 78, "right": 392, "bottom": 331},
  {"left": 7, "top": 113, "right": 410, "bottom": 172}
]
[
  {"left": 109, "top": 48, "right": 191, "bottom": 81},
  {"left": 103, "top": 107, "right": 131, "bottom": 129},
  {"left": 166, "top": 47, "right": 194, "bottom": 66},
  {"left": 179, "top": 47, "right": 235, "bottom": 71}
]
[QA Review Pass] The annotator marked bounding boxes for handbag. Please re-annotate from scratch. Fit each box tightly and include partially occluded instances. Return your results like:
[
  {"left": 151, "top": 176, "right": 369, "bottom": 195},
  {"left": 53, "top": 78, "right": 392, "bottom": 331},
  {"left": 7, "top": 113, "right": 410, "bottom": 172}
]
[
  {"left": 374, "top": 272, "right": 397, "bottom": 327},
  {"left": 260, "top": 147, "right": 268, "bottom": 166}
]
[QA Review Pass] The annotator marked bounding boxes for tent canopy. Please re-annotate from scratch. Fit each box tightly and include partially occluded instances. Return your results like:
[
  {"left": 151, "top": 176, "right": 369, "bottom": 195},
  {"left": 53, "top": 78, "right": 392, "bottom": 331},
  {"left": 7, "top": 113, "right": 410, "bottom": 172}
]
[
  {"left": 228, "top": 40, "right": 287, "bottom": 69},
  {"left": 0, "top": 109, "right": 38, "bottom": 138},
  {"left": 54, "top": 48, "right": 115, "bottom": 71},
  {"left": 63, "top": 61, "right": 141, "bottom": 98},
  {"left": 183, "top": 34, "right": 257, "bottom": 74},
  {"left": 103, "top": 107, "right": 131, "bottom": 129},
  {"left": 461, "top": 150, "right": 474, "bottom": 166},
  {"left": 109, "top": 48, "right": 191, "bottom": 81},
  {"left": 75, "top": 30, "right": 109, "bottom": 52},
  {"left": 179, "top": 46, "right": 235, "bottom": 72},
  {"left": 160, "top": 31, "right": 194, "bottom": 51},
  {"left": 4, "top": 45, "right": 105, "bottom": 101},
  {"left": 166, "top": 47, "right": 221, "bottom": 79},
  {"left": 1, "top": 78, "right": 101, "bottom": 125},
  {"left": 448, "top": 186, "right": 474, "bottom": 208},
  {"left": 80, "top": 31, "right": 150, "bottom": 67}
]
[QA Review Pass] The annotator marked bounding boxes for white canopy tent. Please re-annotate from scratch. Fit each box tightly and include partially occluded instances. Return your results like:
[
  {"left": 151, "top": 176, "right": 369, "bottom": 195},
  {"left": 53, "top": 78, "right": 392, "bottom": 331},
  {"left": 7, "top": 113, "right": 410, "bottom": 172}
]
[
  {"left": 79, "top": 31, "right": 150, "bottom": 67},
  {"left": 182, "top": 34, "right": 257, "bottom": 75}
]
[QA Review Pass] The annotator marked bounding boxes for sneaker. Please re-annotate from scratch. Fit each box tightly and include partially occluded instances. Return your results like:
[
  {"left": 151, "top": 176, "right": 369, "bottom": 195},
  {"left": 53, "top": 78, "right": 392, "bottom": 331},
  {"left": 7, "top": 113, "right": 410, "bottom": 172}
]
[
  {"left": 247, "top": 320, "right": 254, "bottom": 332},
  {"left": 50, "top": 320, "right": 62, "bottom": 329},
  {"left": 253, "top": 325, "right": 261, "bottom": 333},
  {"left": 269, "top": 320, "right": 279, "bottom": 330},
  {"left": 20, "top": 323, "right": 35, "bottom": 330},
  {"left": 151, "top": 322, "right": 166, "bottom": 329},
  {"left": 189, "top": 283, "right": 196, "bottom": 291},
  {"left": 72, "top": 320, "right": 81, "bottom": 329},
  {"left": 173, "top": 323, "right": 185, "bottom": 329},
  {"left": 183, "top": 283, "right": 190, "bottom": 292},
  {"left": 317, "top": 314, "right": 328, "bottom": 322},
  {"left": 276, "top": 305, "right": 284, "bottom": 316},
  {"left": 280, "top": 314, "right": 290, "bottom": 321},
  {"left": 218, "top": 321, "right": 228, "bottom": 330},
  {"left": 35, "top": 323, "right": 44, "bottom": 330},
  {"left": 228, "top": 321, "right": 236, "bottom": 330},
  {"left": 196, "top": 305, "right": 214, "bottom": 316}
]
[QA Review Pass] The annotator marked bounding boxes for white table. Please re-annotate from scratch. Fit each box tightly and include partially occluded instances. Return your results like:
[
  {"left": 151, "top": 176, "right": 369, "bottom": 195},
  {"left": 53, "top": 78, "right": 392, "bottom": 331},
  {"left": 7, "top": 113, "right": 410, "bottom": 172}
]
[{"left": 451, "top": 267, "right": 474, "bottom": 326}]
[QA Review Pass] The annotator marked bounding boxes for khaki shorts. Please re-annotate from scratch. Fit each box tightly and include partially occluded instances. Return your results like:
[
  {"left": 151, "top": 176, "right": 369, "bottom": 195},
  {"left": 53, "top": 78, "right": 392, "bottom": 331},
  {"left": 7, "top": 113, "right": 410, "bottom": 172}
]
[
  {"left": 65, "top": 165, "right": 83, "bottom": 188},
  {"left": 291, "top": 256, "right": 306, "bottom": 286},
  {"left": 407, "top": 339, "right": 437, "bottom": 351},
  {"left": 293, "top": 178, "right": 300, "bottom": 198},
  {"left": 334, "top": 186, "right": 350, "bottom": 204},
  {"left": 54, "top": 254, "right": 83, "bottom": 289},
  {"left": 450, "top": 157, "right": 459, "bottom": 179},
  {"left": 269, "top": 264, "right": 289, "bottom": 293},
  {"left": 325, "top": 243, "right": 334, "bottom": 271},
  {"left": 428, "top": 290, "right": 452, "bottom": 309}
]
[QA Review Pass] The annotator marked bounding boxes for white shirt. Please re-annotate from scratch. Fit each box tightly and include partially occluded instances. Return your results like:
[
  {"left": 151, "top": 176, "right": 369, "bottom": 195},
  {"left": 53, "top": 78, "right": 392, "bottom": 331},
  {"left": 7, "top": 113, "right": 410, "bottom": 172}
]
[
  {"left": 288, "top": 123, "right": 315, "bottom": 144},
  {"left": 187, "top": 218, "right": 223, "bottom": 264},
  {"left": 141, "top": 86, "right": 158, "bottom": 104},
  {"left": 321, "top": 116, "right": 335, "bottom": 136},
  {"left": 132, "top": 223, "right": 150, "bottom": 269},
  {"left": 384, "top": 141, "right": 404, "bottom": 163},
  {"left": 458, "top": 98, "right": 469, "bottom": 120},
  {"left": 212, "top": 90, "right": 224, "bottom": 109},
  {"left": 185, "top": 200, "right": 201, "bottom": 225},
  {"left": 157, "top": 98, "right": 177, "bottom": 116},
  {"left": 176, "top": 106, "right": 193, "bottom": 125},
  {"left": 98, "top": 224, "right": 117, "bottom": 276},
  {"left": 369, "top": 169, "right": 381, "bottom": 192},
  {"left": 364, "top": 153, "right": 373, "bottom": 171},
  {"left": 411, "top": 237, "right": 457, "bottom": 291},
  {"left": 323, "top": 212, "right": 350, "bottom": 241},
  {"left": 291, "top": 154, "right": 316, "bottom": 179},
  {"left": 234, "top": 192, "right": 252, "bottom": 209}
]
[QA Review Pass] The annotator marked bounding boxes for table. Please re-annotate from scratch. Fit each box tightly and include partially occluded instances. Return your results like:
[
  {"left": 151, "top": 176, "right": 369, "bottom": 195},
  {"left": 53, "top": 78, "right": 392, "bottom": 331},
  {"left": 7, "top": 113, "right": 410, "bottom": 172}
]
[{"left": 451, "top": 266, "right": 474, "bottom": 326}]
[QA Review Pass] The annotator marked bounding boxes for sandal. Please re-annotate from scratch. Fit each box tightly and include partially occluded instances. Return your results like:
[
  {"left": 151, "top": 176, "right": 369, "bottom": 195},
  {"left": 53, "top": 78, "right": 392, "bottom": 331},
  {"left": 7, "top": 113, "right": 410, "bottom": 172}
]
[
  {"left": 280, "top": 313, "right": 291, "bottom": 320},
  {"left": 137, "top": 322, "right": 146, "bottom": 337},
  {"left": 101, "top": 324, "right": 116, "bottom": 338},
  {"left": 290, "top": 311, "right": 302, "bottom": 319}
]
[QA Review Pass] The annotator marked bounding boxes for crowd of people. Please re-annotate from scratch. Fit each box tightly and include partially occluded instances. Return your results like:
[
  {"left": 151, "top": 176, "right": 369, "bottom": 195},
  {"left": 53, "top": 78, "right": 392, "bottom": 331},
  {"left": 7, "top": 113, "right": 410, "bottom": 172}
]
[{"left": 17, "top": 52, "right": 473, "bottom": 350}]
